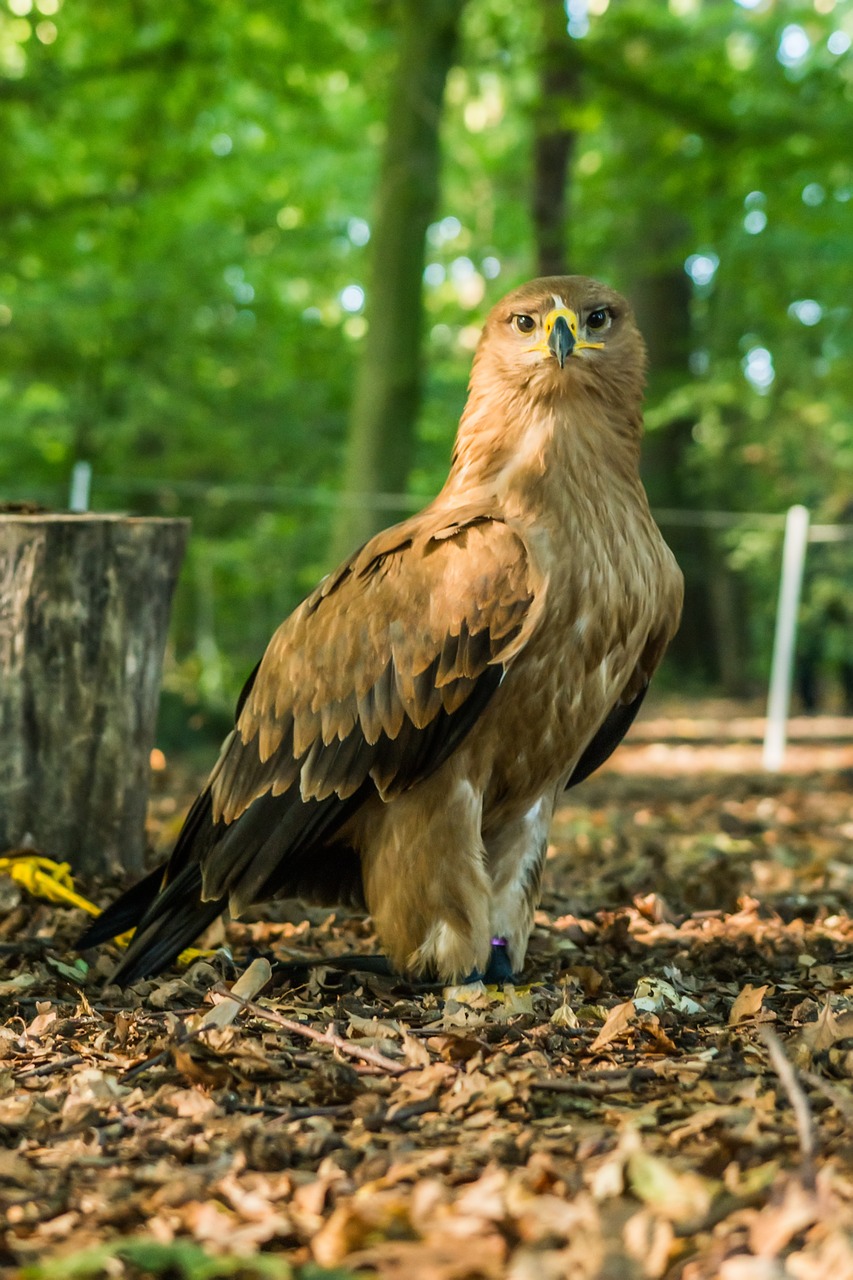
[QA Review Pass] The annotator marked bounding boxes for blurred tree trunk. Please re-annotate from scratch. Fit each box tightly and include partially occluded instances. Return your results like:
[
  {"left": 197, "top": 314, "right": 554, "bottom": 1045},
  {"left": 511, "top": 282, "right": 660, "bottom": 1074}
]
[
  {"left": 532, "top": 0, "right": 583, "bottom": 276},
  {"left": 331, "top": 0, "right": 467, "bottom": 563},
  {"left": 0, "top": 514, "right": 188, "bottom": 876},
  {"left": 526, "top": 14, "right": 750, "bottom": 692},
  {"left": 626, "top": 214, "right": 750, "bottom": 695}
]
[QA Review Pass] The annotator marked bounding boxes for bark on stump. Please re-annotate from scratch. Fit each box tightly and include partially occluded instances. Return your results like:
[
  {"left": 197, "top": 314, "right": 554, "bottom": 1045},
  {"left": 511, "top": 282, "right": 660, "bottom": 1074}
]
[{"left": 0, "top": 515, "right": 189, "bottom": 876}]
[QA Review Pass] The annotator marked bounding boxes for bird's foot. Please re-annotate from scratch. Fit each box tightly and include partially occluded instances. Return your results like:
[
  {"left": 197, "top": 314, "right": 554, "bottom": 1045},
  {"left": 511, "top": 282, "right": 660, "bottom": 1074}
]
[
  {"left": 459, "top": 937, "right": 516, "bottom": 985},
  {"left": 270, "top": 945, "right": 517, "bottom": 990},
  {"left": 485, "top": 936, "right": 516, "bottom": 983}
]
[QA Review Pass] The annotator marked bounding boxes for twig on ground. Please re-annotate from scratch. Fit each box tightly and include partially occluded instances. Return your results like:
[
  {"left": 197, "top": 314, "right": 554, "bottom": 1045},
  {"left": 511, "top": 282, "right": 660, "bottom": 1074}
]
[
  {"left": 223, "top": 1099, "right": 354, "bottom": 1120},
  {"left": 211, "top": 984, "right": 408, "bottom": 1075},
  {"left": 17, "top": 1053, "right": 83, "bottom": 1079},
  {"left": 760, "top": 1025, "right": 817, "bottom": 1190},
  {"left": 800, "top": 1068, "right": 853, "bottom": 1129},
  {"left": 531, "top": 1067, "right": 659, "bottom": 1096},
  {"left": 121, "top": 1047, "right": 173, "bottom": 1081}
]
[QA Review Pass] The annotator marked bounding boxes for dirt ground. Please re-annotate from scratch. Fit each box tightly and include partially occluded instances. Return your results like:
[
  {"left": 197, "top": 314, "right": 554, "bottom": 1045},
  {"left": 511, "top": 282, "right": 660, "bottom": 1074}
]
[{"left": 2, "top": 704, "right": 853, "bottom": 1280}]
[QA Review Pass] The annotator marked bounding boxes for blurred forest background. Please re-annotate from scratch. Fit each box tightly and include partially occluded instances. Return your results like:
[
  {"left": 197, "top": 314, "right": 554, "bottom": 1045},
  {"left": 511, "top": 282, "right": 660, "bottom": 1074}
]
[{"left": 1, "top": 0, "right": 851, "bottom": 745}]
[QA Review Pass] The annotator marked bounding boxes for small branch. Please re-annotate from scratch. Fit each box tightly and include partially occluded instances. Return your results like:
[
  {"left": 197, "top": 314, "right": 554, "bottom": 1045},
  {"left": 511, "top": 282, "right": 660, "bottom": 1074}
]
[
  {"left": 386, "top": 1095, "right": 441, "bottom": 1124},
  {"left": 121, "top": 1047, "right": 173, "bottom": 1082},
  {"left": 531, "top": 1066, "right": 659, "bottom": 1097},
  {"left": 211, "top": 985, "right": 408, "bottom": 1076},
  {"left": 760, "top": 1026, "right": 816, "bottom": 1189},
  {"left": 18, "top": 1053, "right": 83, "bottom": 1079},
  {"left": 800, "top": 1068, "right": 853, "bottom": 1130},
  {"left": 223, "top": 1100, "right": 353, "bottom": 1121}
]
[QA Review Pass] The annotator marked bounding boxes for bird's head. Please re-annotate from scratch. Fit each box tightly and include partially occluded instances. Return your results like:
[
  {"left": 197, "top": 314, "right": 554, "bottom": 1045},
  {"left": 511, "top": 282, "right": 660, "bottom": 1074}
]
[
  {"left": 450, "top": 275, "right": 648, "bottom": 493},
  {"left": 471, "top": 275, "right": 646, "bottom": 413}
]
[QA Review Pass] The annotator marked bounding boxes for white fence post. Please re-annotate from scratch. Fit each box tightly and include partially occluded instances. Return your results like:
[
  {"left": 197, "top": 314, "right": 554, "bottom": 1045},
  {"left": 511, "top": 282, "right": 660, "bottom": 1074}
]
[
  {"left": 763, "top": 504, "right": 811, "bottom": 772},
  {"left": 68, "top": 461, "right": 92, "bottom": 513}
]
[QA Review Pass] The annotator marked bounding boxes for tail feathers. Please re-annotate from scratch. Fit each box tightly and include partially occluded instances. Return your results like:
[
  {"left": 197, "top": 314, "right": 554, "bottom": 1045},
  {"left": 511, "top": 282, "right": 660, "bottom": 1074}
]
[
  {"left": 77, "top": 864, "right": 166, "bottom": 949},
  {"left": 110, "top": 863, "right": 227, "bottom": 985}
]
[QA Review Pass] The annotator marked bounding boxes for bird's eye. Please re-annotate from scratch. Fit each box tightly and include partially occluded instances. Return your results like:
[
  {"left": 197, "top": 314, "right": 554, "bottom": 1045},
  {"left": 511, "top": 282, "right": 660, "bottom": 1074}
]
[
  {"left": 586, "top": 308, "right": 611, "bottom": 332},
  {"left": 511, "top": 314, "right": 536, "bottom": 335}
]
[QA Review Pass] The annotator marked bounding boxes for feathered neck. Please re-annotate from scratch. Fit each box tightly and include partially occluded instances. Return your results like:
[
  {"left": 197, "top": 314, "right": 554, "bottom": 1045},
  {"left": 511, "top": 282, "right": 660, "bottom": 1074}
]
[{"left": 440, "top": 363, "right": 644, "bottom": 520}]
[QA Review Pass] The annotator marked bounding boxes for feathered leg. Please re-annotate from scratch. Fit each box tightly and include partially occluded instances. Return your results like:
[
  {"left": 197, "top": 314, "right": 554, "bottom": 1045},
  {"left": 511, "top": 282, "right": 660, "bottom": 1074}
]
[
  {"left": 484, "top": 790, "right": 556, "bottom": 975},
  {"left": 358, "top": 772, "right": 492, "bottom": 983}
]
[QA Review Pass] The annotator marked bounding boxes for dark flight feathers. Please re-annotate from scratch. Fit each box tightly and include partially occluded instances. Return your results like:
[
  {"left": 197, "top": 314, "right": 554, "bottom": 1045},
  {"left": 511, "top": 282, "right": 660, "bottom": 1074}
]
[{"left": 82, "top": 515, "right": 534, "bottom": 983}]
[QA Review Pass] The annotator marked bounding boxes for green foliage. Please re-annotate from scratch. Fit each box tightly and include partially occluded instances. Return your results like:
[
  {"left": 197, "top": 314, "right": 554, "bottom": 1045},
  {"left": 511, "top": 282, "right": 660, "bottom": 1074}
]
[
  {"left": 0, "top": 0, "right": 390, "bottom": 698},
  {"left": 19, "top": 1238, "right": 281, "bottom": 1279},
  {"left": 1, "top": 0, "right": 851, "bottom": 707},
  {"left": 17, "top": 1236, "right": 361, "bottom": 1280}
]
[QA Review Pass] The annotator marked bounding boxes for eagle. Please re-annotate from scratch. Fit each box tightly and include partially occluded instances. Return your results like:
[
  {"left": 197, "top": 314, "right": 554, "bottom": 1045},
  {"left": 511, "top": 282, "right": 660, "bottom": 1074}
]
[{"left": 81, "top": 275, "right": 683, "bottom": 986}]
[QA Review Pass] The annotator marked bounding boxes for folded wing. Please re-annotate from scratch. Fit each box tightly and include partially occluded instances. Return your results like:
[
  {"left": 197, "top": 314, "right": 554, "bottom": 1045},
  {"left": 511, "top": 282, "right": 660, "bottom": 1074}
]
[{"left": 103, "top": 513, "right": 544, "bottom": 981}]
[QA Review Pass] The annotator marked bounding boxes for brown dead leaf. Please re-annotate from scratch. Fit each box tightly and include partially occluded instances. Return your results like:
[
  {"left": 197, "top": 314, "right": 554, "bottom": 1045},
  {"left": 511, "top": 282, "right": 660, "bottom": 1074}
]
[
  {"left": 167, "top": 1086, "right": 220, "bottom": 1119},
  {"left": 492, "top": 985, "right": 536, "bottom": 1022},
  {"left": 747, "top": 1174, "right": 820, "bottom": 1256},
  {"left": 627, "top": 1144, "right": 719, "bottom": 1226},
  {"left": 171, "top": 1042, "right": 235, "bottom": 1088},
  {"left": 0, "top": 1149, "right": 35, "bottom": 1187},
  {"left": 312, "top": 1189, "right": 415, "bottom": 1268},
  {"left": 729, "top": 983, "right": 769, "bottom": 1025},
  {"left": 216, "top": 1171, "right": 294, "bottom": 1228},
  {"left": 668, "top": 1104, "right": 754, "bottom": 1147},
  {"left": 590, "top": 999, "right": 637, "bottom": 1053},
  {"left": 550, "top": 997, "right": 579, "bottom": 1027},
  {"left": 0, "top": 1093, "right": 39, "bottom": 1127},
  {"left": 5, "top": 722, "right": 853, "bottom": 1277},
  {"left": 347, "top": 1234, "right": 507, "bottom": 1280},
  {"left": 401, "top": 1032, "right": 432, "bottom": 1067},
  {"left": 0, "top": 973, "right": 37, "bottom": 998},
  {"left": 146, "top": 976, "right": 203, "bottom": 1008},
  {"left": 25, "top": 1002, "right": 57, "bottom": 1039},
  {"left": 622, "top": 1208, "right": 676, "bottom": 1279},
  {"left": 786, "top": 999, "right": 853, "bottom": 1072},
  {"left": 562, "top": 964, "right": 607, "bottom": 997},
  {"left": 441, "top": 1069, "right": 514, "bottom": 1115},
  {"left": 179, "top": 1198, "right": 287, "bottom": 1250}
]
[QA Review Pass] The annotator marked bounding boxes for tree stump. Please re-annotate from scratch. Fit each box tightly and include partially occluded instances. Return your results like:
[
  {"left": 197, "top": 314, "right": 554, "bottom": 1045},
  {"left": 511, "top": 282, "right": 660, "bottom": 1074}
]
[{"left": 0, "top": 515, "right": 189, "bottom": 876}]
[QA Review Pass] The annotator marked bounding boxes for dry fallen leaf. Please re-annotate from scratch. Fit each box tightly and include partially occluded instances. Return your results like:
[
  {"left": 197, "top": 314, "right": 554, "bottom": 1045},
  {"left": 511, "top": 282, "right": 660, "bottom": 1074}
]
[
  {"left": 729, "top": 983, "right": 769, "bottom": 1026},
  {"left": 4, "top": 723, "right": 853, "bottom": 1279},
  {"left": 590, "top": 999, "right": 636, "bottom": 1053},
  {"left": 627, "top": 1145, "right": 719, "bottom": 1226}
]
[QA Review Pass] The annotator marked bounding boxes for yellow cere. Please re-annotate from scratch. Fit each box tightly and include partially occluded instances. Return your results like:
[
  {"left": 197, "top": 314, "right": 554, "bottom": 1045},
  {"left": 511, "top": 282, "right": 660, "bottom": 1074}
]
[
  {"left": 544, "top": 306, "right": 579, "bottom": 337},
  {"left": 544, "top": 307, "right": 605, "bottom": 353}
]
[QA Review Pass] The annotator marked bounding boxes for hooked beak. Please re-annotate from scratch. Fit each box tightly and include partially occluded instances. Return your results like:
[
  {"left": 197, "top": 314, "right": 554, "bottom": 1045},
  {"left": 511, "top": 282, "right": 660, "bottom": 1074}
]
[
  {"left": 540, "top": 306, "right": 605, "bottom": 366},
  {"left": 547, "top": 313, "right": 575, "bottom": 368}
]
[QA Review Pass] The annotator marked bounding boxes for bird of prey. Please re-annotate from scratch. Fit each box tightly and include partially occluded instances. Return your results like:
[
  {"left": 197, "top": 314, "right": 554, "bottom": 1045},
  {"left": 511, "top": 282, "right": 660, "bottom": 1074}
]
[{"left": 81, "top": 275, "right": 683, "bottom": 986}]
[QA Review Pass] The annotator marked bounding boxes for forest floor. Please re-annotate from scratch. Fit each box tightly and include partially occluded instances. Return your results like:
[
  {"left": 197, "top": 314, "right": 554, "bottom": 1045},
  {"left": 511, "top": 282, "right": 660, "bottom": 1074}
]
[{"left": 2, "top": 701, "right": 853, "bottom": 1280}]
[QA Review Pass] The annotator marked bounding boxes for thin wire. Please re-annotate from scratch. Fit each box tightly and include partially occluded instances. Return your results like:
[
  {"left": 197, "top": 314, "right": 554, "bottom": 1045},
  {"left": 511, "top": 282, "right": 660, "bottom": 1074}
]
[{"left": 5, "top": 477, "right": 853, "bottom": 540}]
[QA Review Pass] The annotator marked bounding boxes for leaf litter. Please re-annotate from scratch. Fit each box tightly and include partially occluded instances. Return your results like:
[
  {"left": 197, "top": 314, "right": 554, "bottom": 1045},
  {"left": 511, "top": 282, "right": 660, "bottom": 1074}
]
[{"left": 2, "top": 718, "right": 853, "bottom": 1279}]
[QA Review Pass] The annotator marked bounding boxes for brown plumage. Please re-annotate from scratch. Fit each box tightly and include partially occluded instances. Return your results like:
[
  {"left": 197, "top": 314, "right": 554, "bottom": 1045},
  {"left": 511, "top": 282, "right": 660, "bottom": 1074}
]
[{"left": 82, "top": 275, "right": 683, "bottom": 985}]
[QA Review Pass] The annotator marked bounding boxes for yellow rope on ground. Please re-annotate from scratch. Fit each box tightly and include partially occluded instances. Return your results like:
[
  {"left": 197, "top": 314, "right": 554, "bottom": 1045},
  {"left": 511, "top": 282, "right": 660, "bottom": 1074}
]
[{"left": 0, "top": 852, "right": 209, "bottom": 967}]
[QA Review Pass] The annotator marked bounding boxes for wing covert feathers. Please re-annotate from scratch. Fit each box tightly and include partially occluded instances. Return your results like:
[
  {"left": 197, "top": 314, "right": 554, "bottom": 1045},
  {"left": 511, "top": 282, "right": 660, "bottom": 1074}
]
[{"left": 211, "top": 514, "right": 542, "bottom": 824}]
